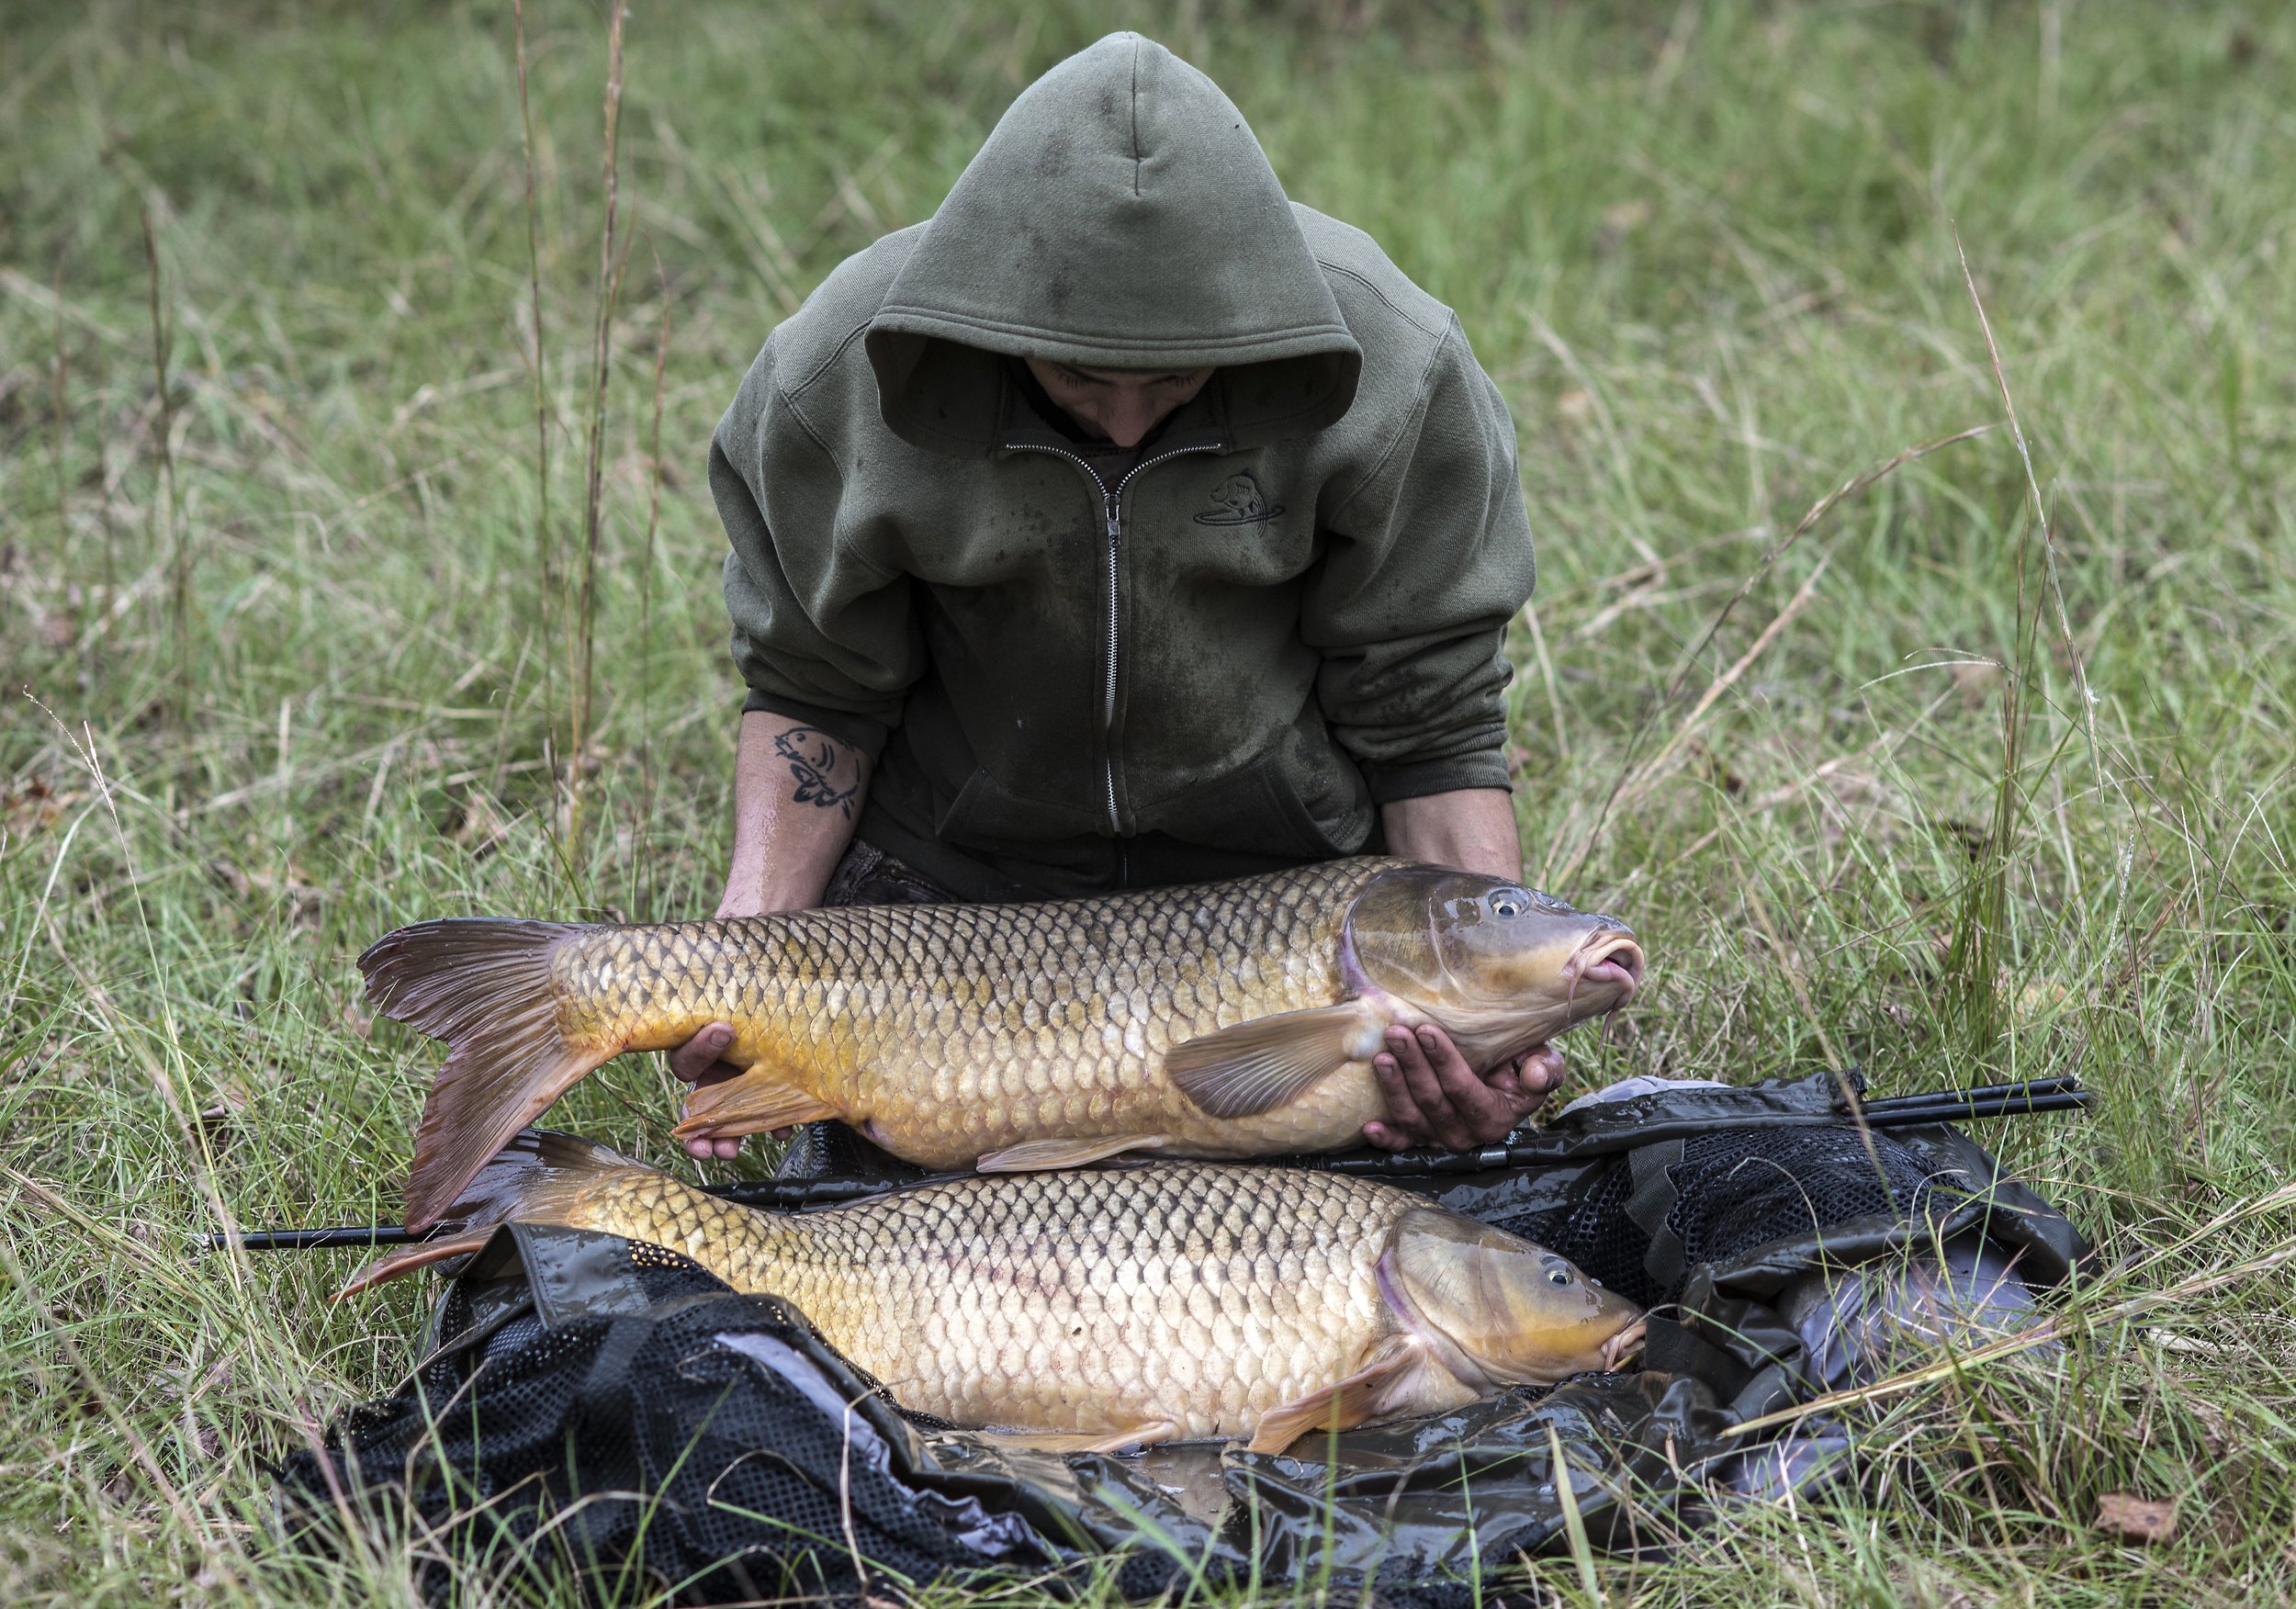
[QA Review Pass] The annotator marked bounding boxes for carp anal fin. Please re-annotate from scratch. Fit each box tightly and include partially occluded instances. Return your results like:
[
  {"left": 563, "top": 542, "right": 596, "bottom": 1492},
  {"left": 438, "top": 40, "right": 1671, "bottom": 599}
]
[
  {"left": 1245, "top": 1337, "right": 1422, "bottom": 1454},
  {"left": 671, "top": 1069, "right": 838, "bottom": 1139},
  {"left": 974, "top": 1133, "right": 1170, "bottom": 1173},
  {"left": 361, "top": 918, "right": 604, "bottom": 1232},
  {"left": 1165, "top": 1005, "right": 1369, "bottom": 1120},
  {"left": 976, "top": 1421, "right": 1179, "bottom": 1455}
]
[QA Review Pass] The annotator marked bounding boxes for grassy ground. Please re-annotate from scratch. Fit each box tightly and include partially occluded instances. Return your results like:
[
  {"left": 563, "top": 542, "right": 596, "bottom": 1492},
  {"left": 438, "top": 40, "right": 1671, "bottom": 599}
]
[{"left": 4, "top": 0, "right": 2293, "bottom": 1603}]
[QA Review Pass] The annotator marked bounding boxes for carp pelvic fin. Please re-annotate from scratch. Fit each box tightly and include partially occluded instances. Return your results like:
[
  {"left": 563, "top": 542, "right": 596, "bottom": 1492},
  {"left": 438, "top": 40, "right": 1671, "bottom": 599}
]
[
  {"left": 360, "top": 917, "right": 603, "bottom": 1231},
  {"left": 1245, "top": 1336, "right": 1422, "bottom": 1454},
  {"left": 336, "top": 1130, "right": 641, "bottom": 1299},
  {"left": 976, "top": 1422, "right": 1179, "bottom": 1455},
  {"left": 974, "top": 1133, "right": 1170, "bottom": 1173},
  {"left": 1165, "top": 1005, "right": 1369, "bottom": 1120},
  {"left": 670, "top": 1070, "right": 838, "bottom": 1140}
]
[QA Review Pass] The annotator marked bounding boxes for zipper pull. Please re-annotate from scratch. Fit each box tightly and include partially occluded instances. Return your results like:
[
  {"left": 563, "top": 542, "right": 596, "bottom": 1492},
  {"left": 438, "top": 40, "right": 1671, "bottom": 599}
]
[{"left": 1104, "top": 491, "right": 1121, "bottom": 546}]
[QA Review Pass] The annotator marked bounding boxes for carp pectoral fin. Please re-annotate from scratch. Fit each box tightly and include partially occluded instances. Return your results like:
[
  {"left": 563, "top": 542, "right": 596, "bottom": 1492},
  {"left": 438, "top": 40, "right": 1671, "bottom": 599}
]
[
  {"left": 1165, "top": 1005, "right": 1369, "bottom": 1120},
  {"left": 974, "top": 1133, "right": 1170, "bottom": 1173},
  {"left": 1245, "top": 1339, "right": 1421, "bottom": 1455},
  {"left": 978, "top": 1421, "right": 1178, "bottom": 1455},
  {"left": 671, "top": 1071, "right": 838, "bottom": 1139}
]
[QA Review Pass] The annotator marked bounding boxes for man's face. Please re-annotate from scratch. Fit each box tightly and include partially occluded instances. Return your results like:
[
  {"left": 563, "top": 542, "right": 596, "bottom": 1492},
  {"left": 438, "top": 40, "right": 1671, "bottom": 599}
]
[{"left": 1024, "top": 358, "right": 1215, "bottom": 449}]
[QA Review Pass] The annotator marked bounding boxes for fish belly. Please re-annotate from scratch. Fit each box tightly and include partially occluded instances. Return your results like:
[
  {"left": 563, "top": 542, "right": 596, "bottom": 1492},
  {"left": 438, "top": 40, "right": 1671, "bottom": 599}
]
[{"left": 1159, "top": 1061, "right": 1390, "bottom": 1157}]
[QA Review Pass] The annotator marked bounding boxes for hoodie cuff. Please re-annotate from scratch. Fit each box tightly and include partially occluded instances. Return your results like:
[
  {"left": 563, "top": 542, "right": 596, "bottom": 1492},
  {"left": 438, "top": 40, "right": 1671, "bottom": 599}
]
[
  {"left": 739, "top": 690, "right": 893, "bottom": 764},
  {"left": 1359, "top": 750, "right": 1513, "bottom": 805}
]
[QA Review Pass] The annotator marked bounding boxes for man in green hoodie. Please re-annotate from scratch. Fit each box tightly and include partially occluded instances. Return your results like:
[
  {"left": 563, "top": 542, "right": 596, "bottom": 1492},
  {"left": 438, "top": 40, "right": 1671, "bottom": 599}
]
[{"left": 674, "top": 33, "right": 1554, "bottom": 1165}]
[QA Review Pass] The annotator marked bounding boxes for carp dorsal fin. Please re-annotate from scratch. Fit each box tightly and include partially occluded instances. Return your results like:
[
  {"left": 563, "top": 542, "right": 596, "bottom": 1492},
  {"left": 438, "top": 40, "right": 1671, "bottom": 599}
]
[
  {"left": 1245, "top": 1335, "right": 1425, "bottom": 1454},
  {"left": 974, "top": 1133, "right": 1170, "bottom": 1173},
  {"left": 1164, "top": 1004, "right": 1372, "bottom": 1120}
]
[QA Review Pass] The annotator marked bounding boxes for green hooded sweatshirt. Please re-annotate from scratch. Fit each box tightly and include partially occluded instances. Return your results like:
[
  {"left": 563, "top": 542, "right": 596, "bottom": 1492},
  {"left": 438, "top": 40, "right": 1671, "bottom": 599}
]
[{"left": 711, "top": 32, "right": 1535, "bottom": 902}]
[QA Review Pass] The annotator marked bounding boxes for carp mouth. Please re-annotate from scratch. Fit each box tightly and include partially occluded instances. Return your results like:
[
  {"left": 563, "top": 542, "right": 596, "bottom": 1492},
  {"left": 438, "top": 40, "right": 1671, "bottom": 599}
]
[{"left": 1561, "top": 932, "right": 1644, "bottom": 1010}]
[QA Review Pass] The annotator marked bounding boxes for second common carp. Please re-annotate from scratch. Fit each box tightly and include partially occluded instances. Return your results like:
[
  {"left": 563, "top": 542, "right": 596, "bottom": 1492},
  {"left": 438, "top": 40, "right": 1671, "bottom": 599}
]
[
  {"left": 364, "top": 858, "right": 1643, "bottom": 1229},
  {"left": 344, "top": 1131, "right": 1646, "bottom": 1451}
]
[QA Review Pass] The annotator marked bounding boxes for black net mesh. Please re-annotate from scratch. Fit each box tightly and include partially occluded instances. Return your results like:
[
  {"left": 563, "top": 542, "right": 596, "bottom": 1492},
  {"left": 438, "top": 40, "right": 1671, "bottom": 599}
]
[
  {"left": 1671, "top": 1126, "right": 1966, "bottom": 1268},
  {"left": 1499, "top": 1125, "right": 1973, "bottom": 1307},
  {"left": 1527, "top": 1154, "right": 1654, "bottom": 1303},
  {"left": 277, "top": 1237, "right": 1102, "bottom": 1606}
]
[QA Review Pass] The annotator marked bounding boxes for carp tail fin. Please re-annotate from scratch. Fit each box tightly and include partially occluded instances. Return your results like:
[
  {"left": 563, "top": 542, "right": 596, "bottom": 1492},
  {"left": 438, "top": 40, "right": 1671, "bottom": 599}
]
[
  {"left": 360, "top": 918, "right": 607, "bottom": 1230},
  {"left": 335, "top": 1130, "right": 643, "bottom": 1299},
  {"left": 336, "top": 1231, "right": 497, "bottom": 1298}
]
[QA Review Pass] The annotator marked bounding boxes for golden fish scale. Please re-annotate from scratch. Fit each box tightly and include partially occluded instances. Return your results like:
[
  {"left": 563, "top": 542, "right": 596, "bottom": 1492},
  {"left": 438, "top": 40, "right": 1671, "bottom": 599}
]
[
  {"left": 551, "top": 861, "right": 1396, "bottom": 1166},
  {"left": 562, "top": 1162, "right": 1419, "bottom": 1439}
]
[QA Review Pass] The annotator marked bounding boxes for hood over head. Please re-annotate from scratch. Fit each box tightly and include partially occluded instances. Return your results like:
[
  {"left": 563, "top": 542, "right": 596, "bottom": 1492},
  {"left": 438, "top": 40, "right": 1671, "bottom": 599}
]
[{"left": 867, "top": 33, "right": 1363, "bottom": 455}]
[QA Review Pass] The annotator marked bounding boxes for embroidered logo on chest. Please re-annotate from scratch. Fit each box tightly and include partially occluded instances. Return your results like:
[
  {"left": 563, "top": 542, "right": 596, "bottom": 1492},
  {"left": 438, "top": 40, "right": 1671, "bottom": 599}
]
[{"left": 1193, "top": 471, "right": 1286, "bottom": 527}]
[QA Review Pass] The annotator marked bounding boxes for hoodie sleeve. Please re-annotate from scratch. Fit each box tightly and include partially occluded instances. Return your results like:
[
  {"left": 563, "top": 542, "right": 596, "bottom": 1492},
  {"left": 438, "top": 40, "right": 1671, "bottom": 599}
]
[
  {"left": 712, "top": 339, "right": 924, "bottom": 761},
  {"left": 1302, "top": 318, "right": 1535, "bottom": 802}
]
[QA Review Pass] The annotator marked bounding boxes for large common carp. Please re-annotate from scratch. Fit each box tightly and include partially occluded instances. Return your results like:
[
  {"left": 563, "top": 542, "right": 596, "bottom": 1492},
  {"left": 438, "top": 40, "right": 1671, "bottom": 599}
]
[
  {"left": 344, "top": 1131, "right": 1646, "bottom": 1451},
  {"left": 364, "top": 858, "right": 1643, "bottom": 1230}
]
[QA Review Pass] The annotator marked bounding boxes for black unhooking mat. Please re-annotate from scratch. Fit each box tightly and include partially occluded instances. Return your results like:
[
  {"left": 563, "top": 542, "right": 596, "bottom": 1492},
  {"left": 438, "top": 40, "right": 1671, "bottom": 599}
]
[{"left": 275, "top": 1072, "right": 2088, "bottom": 1605}]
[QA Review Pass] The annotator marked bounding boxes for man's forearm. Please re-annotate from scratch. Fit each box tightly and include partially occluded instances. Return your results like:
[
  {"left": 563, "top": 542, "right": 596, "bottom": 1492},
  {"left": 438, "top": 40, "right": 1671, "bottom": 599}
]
[
  {"left": 719, "top": 709, "right": 870, "bottom": 917},
  {"left": 1379, "top": 787, "right": 1522, "bottom": 882}
]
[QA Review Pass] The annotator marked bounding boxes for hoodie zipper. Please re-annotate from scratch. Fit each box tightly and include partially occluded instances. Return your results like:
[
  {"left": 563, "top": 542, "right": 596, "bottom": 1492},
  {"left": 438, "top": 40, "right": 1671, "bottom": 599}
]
[{"left": 1005, "top": 439, "right": 1221, "bottom": 851}]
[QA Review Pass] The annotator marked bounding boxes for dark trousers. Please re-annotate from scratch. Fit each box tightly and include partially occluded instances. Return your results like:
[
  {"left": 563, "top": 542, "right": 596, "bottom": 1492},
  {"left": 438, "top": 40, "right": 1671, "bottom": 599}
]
[{"left": 819, "top": 839, "right": 960, "bottom": 910}]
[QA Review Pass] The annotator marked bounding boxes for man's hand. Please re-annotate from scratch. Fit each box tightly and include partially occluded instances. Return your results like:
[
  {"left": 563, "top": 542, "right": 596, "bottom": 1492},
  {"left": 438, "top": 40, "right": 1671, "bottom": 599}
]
[
  {"left": 1367, "top": 788, "right": 1547, "bottom": 1149},
  {"left": 1363, "top": 1026, "right": 1564, "bottom": 1152},
  {"left": 670, "top": 1023, "right": 750, "bottom": 1161}
]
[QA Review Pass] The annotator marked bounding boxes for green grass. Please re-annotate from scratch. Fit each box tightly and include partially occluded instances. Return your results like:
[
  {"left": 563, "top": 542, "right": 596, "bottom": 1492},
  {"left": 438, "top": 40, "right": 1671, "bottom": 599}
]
[{"left": 4, "top": 0, "right": 2293, "bottom": 1603}]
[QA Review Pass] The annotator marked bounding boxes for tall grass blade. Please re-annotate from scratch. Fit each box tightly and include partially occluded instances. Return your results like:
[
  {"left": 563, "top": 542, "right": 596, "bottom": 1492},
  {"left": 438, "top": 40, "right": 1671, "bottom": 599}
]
[
  {"left": 568, "top": 0, "right": 630, "bottom": 853},
  {"left": 139, "top": 199, "right": 184, "bottom": 716},
  {"left": 514, "top": 0, "right": 556, "bottom": 755}
]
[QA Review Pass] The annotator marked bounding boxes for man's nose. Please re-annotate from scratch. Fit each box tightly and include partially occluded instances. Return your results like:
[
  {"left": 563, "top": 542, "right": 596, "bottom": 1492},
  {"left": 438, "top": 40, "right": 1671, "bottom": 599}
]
[{"left": 1103, "top": 392, "right": 1161, "bottom": 448}]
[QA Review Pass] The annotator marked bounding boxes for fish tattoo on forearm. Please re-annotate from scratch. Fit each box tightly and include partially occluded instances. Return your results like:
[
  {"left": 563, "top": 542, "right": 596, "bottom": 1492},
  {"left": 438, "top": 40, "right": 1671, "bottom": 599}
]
[{"left": 773, "top": 726, "right": 856, "bottom": 818}]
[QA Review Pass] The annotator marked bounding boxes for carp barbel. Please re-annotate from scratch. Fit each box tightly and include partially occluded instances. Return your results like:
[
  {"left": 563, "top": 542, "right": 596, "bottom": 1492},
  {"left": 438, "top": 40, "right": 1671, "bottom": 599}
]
[
  {"left": 363, "top": 859, "right": 1645, "bottom": 1230},
  {"left": 343, "top": 1131, "right": 1646, "bottom": 1453}
]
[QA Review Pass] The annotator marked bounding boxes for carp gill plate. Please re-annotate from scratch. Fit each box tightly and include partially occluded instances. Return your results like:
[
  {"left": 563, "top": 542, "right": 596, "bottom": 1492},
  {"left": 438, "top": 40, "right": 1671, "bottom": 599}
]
[
  {"left": 363, "top": 859, "right": 1643, "bottom": 1229},
  {"left": 344, "top": 1132, "right": 1647, "bottom": 1452}
]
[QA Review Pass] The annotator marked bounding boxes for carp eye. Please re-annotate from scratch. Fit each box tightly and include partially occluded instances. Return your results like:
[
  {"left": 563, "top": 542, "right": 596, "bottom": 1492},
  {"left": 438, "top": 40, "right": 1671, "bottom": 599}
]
[
  {"left": 1489, "top": 889, "right": 1530, "bottom": 917},
  {"left": 1545, "top": 1266, "right": 1572, "bottom": 1288}
]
